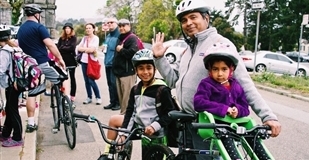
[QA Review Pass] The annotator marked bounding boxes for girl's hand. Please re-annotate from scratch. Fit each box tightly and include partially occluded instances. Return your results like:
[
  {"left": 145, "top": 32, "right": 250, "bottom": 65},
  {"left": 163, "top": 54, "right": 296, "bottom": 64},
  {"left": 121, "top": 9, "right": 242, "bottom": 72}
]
[
  {"left": 145, "top": 126, "right": 155, "bottom": 136},
  {"left": 152, "top": 32, "right": 169, "bottom": 58},
  {"left": 228, "top": 106, "right": 238, "bottom": 118}
]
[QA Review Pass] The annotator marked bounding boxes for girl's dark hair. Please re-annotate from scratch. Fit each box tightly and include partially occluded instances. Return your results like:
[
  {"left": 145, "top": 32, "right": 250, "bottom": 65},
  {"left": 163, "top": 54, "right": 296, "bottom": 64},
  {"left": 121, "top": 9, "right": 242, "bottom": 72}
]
[
  {"left": 207, "top": 56, "right": 235, "bottom": 69},
  {"left": 85, "top": 23, "right": 96, "bottom": 35}
]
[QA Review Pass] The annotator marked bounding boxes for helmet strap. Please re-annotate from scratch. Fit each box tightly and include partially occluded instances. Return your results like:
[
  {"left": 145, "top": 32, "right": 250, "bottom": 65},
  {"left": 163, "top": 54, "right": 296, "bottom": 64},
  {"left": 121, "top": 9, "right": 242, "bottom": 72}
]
[{"left": 34, "top": 14, "right": 41, "bottom": 23}]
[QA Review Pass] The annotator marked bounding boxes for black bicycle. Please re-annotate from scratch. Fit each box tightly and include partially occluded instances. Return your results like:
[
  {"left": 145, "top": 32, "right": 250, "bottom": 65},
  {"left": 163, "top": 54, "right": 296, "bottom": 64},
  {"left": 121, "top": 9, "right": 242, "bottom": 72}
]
[
  {"left": 73, "top": 113, "right": 148, "bottom": 160},
  {"left": 143, "top": 110, "right": 274, "bottom": 160},
  {"left": 50, "top": 66, "right": 76, "bottom": 149}
]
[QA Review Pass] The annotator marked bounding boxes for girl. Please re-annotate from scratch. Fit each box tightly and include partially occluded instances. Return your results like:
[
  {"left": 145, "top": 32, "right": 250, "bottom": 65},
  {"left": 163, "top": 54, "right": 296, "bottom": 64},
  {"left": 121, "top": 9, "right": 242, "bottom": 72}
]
[
  {"left": 194, "top": 42, "right": 270, "bottom": 159},
  {"left": 0, "top": 25, "right": 23, "bottom": 147},
  {"left": 57, "top": 23, "right": 77, "bottom": 102},
  {"left": 77, "top": 23, "right": 102, "bottom": 105}
]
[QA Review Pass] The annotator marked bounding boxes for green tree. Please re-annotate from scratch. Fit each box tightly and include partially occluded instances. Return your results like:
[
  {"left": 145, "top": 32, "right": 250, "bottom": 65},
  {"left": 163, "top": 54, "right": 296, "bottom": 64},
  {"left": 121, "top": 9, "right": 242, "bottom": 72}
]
[{"left": 8, "top": 0, "right": 23, "bottom": 25}]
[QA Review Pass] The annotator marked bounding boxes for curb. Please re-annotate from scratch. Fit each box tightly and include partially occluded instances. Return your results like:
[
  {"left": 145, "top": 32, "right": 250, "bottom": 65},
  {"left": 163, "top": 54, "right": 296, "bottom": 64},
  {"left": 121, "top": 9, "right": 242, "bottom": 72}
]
[{"left": 255, "top": 84, "right": 309, "bottom": 103}]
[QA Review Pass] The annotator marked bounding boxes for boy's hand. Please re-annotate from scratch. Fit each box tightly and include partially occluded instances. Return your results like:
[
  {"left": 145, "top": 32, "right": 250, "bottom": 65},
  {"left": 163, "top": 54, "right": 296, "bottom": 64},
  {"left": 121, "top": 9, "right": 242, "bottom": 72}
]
[{"left": 145, "top": 126, "right": 155, "bottom": 136}]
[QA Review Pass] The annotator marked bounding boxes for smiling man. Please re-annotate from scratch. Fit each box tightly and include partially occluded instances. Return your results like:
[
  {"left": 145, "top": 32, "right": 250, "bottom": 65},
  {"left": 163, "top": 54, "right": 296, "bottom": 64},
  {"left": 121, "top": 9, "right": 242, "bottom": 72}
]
[
  {"left": 112, "top": 19, "right": 139, "bottom": 114},
  {"left": 151, "top": 0, "right": 281, "bottom": 160}
]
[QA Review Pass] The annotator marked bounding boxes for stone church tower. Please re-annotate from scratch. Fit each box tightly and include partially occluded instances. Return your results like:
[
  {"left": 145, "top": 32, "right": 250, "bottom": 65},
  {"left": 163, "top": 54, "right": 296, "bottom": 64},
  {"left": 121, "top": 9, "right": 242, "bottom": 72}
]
[
  {"left": 24, "top": 0, "right": 57, "bottom": 38},
  {"left": 0, "top": 0, "right": 12, "bottom": 25}
]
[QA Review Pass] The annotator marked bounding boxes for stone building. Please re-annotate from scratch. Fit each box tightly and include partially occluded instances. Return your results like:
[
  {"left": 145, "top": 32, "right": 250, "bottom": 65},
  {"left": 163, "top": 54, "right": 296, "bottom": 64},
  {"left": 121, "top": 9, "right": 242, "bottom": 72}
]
[
  {"left": 24, "top": 0, "right": 57, "bottom": 38},
  {"left": 0, "top": 0, "right": 12, "bottom": 25}
]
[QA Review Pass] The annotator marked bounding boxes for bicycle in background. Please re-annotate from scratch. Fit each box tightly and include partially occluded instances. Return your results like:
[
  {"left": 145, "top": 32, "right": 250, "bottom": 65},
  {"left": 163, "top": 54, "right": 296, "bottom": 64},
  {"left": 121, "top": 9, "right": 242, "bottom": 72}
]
[{"left": 50, "top": 66, "right": 76, "bottom": 149}]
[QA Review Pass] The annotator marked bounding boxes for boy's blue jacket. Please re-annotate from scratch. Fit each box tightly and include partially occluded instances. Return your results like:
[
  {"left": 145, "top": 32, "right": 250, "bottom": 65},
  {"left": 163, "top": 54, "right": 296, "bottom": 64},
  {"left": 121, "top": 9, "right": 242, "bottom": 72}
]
[
  {"left": 104, "top": 27, "right": 120, "bottom": 67},
  {"left": 194, "top": 77, "right": 250, "bottom": 118},
  {"left": 121, "top": 79, "right": 176, "bottom": 138}
]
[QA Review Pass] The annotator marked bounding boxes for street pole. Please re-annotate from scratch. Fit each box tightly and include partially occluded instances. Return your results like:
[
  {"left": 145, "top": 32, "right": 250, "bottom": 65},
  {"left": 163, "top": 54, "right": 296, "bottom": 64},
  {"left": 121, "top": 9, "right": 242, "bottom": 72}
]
[
  {"left": 253, "top": 10, "right": 261, "bottom": 75},
  {"left": 297, "top": 25, "right": 303, "bottom": 74}
]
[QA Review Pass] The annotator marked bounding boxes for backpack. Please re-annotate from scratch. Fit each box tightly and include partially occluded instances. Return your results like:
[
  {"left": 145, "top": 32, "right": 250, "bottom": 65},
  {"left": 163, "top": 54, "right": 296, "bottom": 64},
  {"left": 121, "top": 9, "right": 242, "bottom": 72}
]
[
  {"left": 134, "top": 85, "right": 181, "bottom": 147},
  {"left": 3, "top": 49, "right": 42, "bottom": 92},
  {"left": 122, "top": 33, "right": 144, "bottom": 50}
]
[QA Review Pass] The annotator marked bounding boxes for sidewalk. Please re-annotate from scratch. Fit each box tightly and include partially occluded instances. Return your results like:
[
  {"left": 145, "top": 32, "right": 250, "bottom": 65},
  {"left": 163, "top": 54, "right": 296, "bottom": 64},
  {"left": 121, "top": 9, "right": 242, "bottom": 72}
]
[
  {"left": 1, "top": 82, "right": 309, "bottom": 160},
  {"left": 0, "top": 95, "right": 40, "bottom": 160}
]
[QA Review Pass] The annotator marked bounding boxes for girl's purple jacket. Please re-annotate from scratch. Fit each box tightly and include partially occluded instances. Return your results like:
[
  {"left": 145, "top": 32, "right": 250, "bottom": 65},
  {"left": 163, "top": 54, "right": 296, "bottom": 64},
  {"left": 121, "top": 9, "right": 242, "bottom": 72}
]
[{"left": 194, "top": 77, "right": 250, "bottom": 118}]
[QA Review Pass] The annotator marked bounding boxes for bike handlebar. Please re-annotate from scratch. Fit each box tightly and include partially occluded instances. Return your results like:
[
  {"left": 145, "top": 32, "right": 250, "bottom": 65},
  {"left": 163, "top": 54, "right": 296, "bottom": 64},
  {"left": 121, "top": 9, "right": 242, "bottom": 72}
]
[
  {"left": 191, "top": 122, "right": 271, "bottom": 137},
  {"left": 73, "top": 113, "right": 146, "bottom": 146}
]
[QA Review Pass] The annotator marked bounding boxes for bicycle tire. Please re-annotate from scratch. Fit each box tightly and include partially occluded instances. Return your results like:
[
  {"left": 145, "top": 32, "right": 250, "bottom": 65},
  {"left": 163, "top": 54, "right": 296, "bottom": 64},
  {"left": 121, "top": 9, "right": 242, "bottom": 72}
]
[
  {"left": 62, "top": 95, "right": 76, "bottom": 149},
  {"left": 51, "top": 85, "right": 61, "bottom": 130},
  {"left": 117, "top": 140, "right": 133, "bottom": 160},
  {"left": 143, "top": 144, "right": 175, "bottom": 160}
]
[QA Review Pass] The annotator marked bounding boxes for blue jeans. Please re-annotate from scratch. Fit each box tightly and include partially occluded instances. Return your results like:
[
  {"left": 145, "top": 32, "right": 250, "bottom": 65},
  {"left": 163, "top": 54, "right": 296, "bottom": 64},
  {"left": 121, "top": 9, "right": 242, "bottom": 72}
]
[
  {"left": 81, "top": 62, "right": 101, "bottom": 99},
  {"left": 105, "top": 67, "right": 119, "bottom": 105}
]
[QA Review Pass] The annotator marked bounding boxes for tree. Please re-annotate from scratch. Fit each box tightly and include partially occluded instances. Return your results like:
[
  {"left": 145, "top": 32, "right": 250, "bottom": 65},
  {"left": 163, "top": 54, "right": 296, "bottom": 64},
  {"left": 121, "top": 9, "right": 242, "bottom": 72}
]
[{"left": 8, "top": 0, "right": 23, "bottom": 25}]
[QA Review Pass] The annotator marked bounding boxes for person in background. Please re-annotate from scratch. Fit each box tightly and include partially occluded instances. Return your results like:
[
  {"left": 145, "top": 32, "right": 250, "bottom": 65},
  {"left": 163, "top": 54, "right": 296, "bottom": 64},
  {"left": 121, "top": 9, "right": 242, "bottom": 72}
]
[
  {"left": 112, "top": 19, "right": 139, "bottom": 114},
  {"left": 102, "top": 17, "right": 121, "bottom": 111},
  {"left": 0, "top": 25, "right": 23, "bottom": 147},
  {"left": 151, "top": 0, "right": 281, "bottom": 159},
  {"left": 77, "top": 23, "right": 102, "bottom": 105},
  {"left": 57, "top": 22, "right": 78, "bottom": 102}
]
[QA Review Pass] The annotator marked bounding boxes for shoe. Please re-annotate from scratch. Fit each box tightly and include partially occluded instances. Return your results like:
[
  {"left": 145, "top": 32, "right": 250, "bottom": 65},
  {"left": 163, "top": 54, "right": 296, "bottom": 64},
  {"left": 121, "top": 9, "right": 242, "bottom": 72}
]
[
  {"left": 96, "top": 98, "right": 102, "bottom": 105},
  {"left": 25, "top": 124, "right": 38, "bottom": 133},
  {"left": 111, "top": 105, "right": 121, "bottom": 111},
  {"left": 103, "top": 104, "right": 114, "bottom": 109},
  {"left": 83, "top": 98, "right": 92, "bottom": 104},
  {"left": 2, "top": 138, "right": 23, "bottom": 147},
  {"left": 97, "top": 154, "right": 108, "bottom": 160},
  {"left": 0, "top": 134, "right": 10, "bottom": 142}
]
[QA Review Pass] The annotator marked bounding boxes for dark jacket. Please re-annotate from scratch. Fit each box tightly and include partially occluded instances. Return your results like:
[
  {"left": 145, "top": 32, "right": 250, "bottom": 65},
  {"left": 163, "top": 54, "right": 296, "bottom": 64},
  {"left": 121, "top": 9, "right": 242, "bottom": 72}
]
[
  {"left": 57, "top": 35, "right": 77, "bottom": 67},
  {"left": 104, "top": 27, "right": 120, "bottom": 67},
  {"left": 112, "top": 31, "right": 139, "bottom": 77},
  {"left": 121, "top": 79, "right": 176, "bottom": 138},
  {"left": 194, "top": 77, "right": 250, "bottom": 118}
]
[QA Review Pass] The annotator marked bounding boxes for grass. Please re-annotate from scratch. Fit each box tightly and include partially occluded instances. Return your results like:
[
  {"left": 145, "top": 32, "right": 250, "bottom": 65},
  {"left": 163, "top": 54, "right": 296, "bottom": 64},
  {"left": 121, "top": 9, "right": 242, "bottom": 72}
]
[{"left": 251, "top": 72, "right": 309, "bottom": 97}]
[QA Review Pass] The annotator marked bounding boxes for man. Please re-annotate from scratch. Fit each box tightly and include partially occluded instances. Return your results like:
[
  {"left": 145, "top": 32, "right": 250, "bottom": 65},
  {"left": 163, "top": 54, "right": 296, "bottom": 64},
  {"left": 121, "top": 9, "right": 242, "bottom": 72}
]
[
  {"left": 102, "top": 17, "right": 121, "bottom": 111},
  {"left": 112, "top": 19, "right": 139, "bottom": 114},
  {"left": 17, "top": 4, "right": 66, "bottom": 133},
  {"left": 152, "top": 0, "right": 281, "bottom": 159}
]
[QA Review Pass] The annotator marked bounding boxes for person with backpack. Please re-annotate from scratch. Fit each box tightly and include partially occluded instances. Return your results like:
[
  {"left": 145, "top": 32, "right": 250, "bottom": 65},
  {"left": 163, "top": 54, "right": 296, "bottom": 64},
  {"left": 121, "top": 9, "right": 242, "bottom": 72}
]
[
  {"left": 17, "top": 4, "right": 67, "bottom": 133},
  {"left": 98, "top": 49, "right": 177, "bottom": 160},
  {"left": 112, "top": 19, "right": 140, "bottom": 114},
  {"left": 57, "top": 22, "right": 78, "bottom": 102},
  {"left": 0, "top": 25, "right": 23, "bottom": 147}
]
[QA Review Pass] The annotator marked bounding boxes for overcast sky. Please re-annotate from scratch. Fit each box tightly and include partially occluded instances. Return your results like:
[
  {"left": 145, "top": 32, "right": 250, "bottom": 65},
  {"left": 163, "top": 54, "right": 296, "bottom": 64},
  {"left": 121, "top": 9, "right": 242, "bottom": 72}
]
[{"left": 55, "top": 0, "right": 243, "bottom": 31}]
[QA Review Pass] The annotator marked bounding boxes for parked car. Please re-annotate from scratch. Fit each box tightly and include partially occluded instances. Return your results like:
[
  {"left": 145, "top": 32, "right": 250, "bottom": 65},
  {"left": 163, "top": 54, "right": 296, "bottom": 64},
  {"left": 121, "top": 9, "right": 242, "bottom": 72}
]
[
  {"left": 142, "top": 42, "right": 152, "bottom": 50},
  {"left": 285, "top": 51, "right": 309, "bottom": 62},
  {"left": 163, "top": 40, "right": 187, "bottom": 64},
  {"left": 241, "top": 50, "right": 309, "bottom": 76}
]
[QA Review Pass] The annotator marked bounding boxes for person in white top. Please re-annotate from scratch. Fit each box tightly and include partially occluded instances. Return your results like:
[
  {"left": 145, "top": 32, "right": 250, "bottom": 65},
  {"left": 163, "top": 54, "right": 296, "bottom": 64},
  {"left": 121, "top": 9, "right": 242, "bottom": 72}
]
[{"left": 77, "top": 23, "right": 102, "bottom": 105}]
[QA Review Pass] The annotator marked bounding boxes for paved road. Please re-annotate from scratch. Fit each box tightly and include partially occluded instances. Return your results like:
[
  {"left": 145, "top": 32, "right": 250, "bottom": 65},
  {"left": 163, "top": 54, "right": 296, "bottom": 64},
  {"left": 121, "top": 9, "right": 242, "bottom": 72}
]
[{"left": 36, "top": 63, "right": 309, "bottom": 160}]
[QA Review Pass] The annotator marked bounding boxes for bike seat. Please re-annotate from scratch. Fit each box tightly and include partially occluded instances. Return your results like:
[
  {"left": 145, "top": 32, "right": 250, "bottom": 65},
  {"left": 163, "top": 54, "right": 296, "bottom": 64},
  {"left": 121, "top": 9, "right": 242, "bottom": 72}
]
[{"left": 168, "top": 110, "right": 196, "bottom": 122}]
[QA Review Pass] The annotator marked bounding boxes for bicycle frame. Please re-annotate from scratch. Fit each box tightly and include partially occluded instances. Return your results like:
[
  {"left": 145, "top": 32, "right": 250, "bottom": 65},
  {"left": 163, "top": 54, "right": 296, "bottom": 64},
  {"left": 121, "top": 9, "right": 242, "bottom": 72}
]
[{"left": 197, "top": 111, "right": 275, "bottom": 160}]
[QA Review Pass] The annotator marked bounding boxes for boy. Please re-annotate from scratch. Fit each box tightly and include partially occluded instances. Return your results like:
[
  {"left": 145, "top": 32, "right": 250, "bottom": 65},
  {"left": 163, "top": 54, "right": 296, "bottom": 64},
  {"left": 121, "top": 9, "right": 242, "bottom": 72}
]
[{"left": 99, "top": 49, "right": 177, "bottom": 159}]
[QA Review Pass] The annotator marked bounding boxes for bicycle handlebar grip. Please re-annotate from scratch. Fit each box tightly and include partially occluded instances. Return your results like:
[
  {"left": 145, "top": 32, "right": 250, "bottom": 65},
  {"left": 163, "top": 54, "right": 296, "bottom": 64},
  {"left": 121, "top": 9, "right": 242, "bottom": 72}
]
[
  {"left": 73, "top": 113, "right": 90, "bottom": 119},
  {"left": 191, "top": 123, "right": 216, "bottom": 129}
]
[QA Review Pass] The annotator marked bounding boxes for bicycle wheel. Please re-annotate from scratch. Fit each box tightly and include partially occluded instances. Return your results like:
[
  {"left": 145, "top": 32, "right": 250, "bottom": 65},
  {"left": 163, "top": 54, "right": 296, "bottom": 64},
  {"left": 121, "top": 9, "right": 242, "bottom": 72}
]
[
  {"left": 117, "top": 140, "right": 133, "bottom": 160},
  {"left": 143, "top": 144, "right": 175, "bottom": 160},
  {"left": 51, "top": 85, "right": 61, "bottom": 131},
  {"left": 62, "top": 95, "right": 76, "bottom": 149}
]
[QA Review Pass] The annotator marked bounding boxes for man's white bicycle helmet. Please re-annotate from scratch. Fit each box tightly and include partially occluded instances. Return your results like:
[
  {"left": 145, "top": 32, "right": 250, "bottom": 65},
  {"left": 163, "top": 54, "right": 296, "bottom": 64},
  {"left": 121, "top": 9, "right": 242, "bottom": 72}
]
[
  {"left": 132, "top": 49, "right": 154, "bottom": 67},
  {"left": 0, "top": 25, "right": 11, "bottom": 41},
  {"left": 175, "top": 0, "right": 211, "bottom": 21},
  {"left": 203, "top": 42, "right": 239, "bottom": 70}
]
